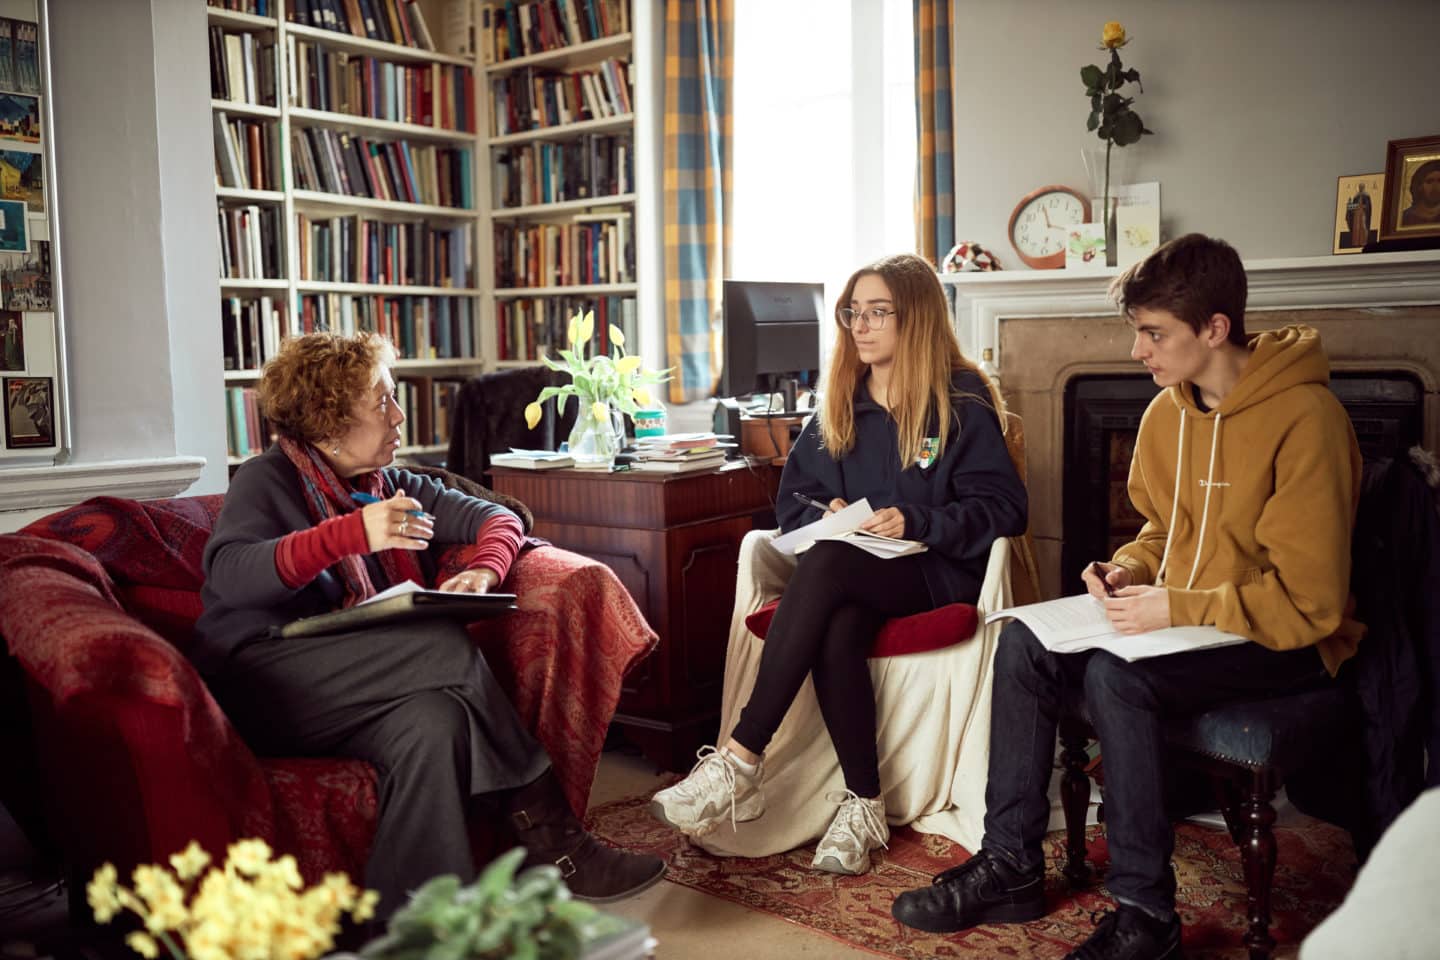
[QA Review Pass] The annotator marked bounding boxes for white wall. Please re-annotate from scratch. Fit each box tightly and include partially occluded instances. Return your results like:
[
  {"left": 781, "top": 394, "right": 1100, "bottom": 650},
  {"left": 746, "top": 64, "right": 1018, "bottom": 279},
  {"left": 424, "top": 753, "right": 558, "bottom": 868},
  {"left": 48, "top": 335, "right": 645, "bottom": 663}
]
[
  {"left": 47, "top": 0, "right": 224, "bottom": 487},
  {"left": 952, "top": 0, "right": 1440, "bottom": 265}
]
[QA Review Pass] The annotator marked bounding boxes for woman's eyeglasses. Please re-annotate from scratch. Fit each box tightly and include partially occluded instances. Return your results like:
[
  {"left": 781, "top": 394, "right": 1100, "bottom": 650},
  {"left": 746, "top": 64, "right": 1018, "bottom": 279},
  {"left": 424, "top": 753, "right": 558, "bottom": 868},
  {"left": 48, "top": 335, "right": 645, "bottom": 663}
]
[{"left": 837, "top": 307, "right": 895, "bottom": 330}]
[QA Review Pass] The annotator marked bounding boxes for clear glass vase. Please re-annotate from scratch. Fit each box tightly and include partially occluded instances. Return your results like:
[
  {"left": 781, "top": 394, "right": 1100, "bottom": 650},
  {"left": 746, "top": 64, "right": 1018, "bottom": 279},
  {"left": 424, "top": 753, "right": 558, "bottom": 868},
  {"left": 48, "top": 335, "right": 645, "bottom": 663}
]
[
  {"left": 566, "top": 402, "right": 626, "bottom": 466},
  {"left": 1081, "top": 143, "right": 1140, "bottom": 267}
]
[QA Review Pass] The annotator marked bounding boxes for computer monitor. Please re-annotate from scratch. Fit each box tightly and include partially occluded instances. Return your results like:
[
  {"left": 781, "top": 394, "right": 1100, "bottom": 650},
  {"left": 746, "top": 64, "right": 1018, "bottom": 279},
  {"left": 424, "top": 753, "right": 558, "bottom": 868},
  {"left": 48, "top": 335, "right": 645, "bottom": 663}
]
[{"left": 720, "top": 279, "right": 823, "bottom": 412}]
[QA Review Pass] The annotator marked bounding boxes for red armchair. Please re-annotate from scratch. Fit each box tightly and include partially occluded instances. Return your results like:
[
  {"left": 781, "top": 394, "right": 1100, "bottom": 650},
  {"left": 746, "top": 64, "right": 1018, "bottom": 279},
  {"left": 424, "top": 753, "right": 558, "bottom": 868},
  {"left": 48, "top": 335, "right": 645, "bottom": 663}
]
[{"left": 0, "top": 492, "right": 656, "bottom": 891}]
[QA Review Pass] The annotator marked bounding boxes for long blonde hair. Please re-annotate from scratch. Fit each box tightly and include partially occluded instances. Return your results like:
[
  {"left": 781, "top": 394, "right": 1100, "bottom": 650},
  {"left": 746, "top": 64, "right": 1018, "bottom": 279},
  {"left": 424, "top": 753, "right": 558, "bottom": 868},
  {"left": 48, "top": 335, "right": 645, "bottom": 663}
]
[{"left": 819, "top": 254, "right": 1006, "bottom": 466}]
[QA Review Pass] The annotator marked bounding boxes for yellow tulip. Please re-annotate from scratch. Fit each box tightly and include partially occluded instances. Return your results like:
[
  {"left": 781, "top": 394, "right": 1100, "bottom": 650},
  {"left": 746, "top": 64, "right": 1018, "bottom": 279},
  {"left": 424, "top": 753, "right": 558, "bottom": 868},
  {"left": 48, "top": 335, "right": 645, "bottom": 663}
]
[
  {"left": 591, "top": 401, "right": 608, "bottom": 422},
  {"left": 567, "top": 314, "right": 580, "bottom": 346},
  {"left": 578, "top": 310, "right": 595, "bottom": 344},
  {"left": 616, "top": 355, "right": 642, "bottom": 375},
  {"left": 609, "top": 324, "right": 625, "bottom": 346},
  {"left": 632, "top": 386, "right": 651, "bottom": 407},
  {"left": 1101, "top": 21, "right": 1127, "bottom": 48},
  {"left": 524, "top": 402, "right": 543, "bottom": 430}
]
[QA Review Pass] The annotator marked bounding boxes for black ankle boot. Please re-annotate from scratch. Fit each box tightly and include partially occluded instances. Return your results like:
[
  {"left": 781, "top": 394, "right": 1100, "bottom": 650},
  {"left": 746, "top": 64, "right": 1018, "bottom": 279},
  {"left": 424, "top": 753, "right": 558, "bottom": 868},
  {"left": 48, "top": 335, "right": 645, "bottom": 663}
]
[{"left": 505, "top": 769, "right": 666, "bottom": 902}]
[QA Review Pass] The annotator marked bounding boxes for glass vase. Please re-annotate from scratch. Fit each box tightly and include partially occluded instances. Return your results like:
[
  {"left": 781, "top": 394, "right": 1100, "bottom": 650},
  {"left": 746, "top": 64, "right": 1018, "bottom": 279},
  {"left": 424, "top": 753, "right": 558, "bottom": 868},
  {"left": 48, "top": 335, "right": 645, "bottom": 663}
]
[
  {"left": 1081, "top": 143, "right": 1140, "bottom": 267},
  {"left": 566, "top": 402, "right": 626, "bottom": 466}
]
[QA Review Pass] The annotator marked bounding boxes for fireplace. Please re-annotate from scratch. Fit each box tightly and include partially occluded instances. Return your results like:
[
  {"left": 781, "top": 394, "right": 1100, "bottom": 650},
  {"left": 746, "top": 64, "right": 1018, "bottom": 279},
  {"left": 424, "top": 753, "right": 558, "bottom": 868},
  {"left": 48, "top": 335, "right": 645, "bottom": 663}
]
[
  {"left": 943, "top": 255, "right": 1440, "bottom": 598},
  {"left": 1059, "top": 372, "right": 1425, "bottom": 596}
]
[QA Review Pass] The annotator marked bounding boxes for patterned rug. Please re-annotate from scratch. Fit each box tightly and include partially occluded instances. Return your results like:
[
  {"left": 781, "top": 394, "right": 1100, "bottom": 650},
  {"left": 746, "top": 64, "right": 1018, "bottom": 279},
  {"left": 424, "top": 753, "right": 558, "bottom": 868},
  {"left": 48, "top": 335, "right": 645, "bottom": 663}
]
[{"left": 588, "top": 788, "right": 1355, "bottom": 959}]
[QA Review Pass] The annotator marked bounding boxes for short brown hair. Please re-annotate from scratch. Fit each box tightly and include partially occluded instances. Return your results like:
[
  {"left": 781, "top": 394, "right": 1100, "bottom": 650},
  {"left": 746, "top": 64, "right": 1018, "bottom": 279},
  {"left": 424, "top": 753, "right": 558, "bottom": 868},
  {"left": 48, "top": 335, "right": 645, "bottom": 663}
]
[
  {"left": 1110, "top": 233, "right": 1248, "bottom": 345},
  {"left": 258, "top": 332, "right": 397, "bottom": 443}
]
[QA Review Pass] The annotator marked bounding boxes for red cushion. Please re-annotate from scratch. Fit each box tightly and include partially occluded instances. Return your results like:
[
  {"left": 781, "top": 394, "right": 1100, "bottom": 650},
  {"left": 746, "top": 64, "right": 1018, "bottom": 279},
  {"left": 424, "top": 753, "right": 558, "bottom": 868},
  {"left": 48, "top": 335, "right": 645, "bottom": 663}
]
[
  {"left": 744, "top": 598, "right": 979, "bottom": 658},
  {"left": 116, "top": 584, "right": 205, "bottom": 651}
]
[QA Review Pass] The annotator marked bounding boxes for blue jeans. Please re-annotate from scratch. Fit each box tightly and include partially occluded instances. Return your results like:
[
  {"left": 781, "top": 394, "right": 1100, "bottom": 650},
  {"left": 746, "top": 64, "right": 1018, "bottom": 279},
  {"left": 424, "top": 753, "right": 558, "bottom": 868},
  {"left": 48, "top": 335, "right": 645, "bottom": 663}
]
[{"left": 980, "top": 621, "right": 1329, "bottom": 913}]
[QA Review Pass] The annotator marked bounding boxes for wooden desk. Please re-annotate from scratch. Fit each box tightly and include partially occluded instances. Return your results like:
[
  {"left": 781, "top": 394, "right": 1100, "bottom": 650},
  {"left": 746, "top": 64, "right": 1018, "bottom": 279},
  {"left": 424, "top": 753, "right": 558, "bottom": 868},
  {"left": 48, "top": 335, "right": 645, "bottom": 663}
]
[{"left": 489, "top": 463, "right": 780, "bottom": 770}]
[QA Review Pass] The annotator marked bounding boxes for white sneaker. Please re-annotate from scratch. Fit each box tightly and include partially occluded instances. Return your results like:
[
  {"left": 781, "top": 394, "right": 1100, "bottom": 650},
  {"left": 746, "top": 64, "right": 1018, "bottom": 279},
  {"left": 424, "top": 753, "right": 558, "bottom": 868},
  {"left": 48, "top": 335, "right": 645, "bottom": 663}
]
[
  {"left": 812, "top": 790, "right": 889, "bottom": 875},
  {"left": 649, "top": 746, "right": 764, "bottom": 836}
]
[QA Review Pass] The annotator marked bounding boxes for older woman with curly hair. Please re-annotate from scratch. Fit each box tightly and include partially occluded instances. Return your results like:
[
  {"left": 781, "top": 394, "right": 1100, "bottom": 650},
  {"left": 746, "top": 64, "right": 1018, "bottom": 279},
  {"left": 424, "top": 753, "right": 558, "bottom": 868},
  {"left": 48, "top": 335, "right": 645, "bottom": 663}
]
[{"left": 193, "top": 331, "right": 664, "bottom": 917}]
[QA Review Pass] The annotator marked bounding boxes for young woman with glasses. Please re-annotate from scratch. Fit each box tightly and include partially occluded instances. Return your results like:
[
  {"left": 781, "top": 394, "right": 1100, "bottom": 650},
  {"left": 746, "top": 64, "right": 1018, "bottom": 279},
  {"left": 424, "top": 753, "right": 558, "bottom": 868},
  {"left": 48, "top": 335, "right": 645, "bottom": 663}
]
[{"left": 650, "top": 253, "right": 1028, "bottom": 874}]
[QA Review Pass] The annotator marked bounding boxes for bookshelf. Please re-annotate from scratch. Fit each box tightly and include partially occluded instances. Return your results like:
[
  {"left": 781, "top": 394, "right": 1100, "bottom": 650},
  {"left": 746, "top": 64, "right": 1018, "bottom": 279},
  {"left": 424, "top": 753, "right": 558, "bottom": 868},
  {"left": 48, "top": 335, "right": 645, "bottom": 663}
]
[
  {"left": 206, "top": 0, "right": 483, "bottom": 466},
  {"left": 475, "top": 1, "right": 645, "bottom": 371}
]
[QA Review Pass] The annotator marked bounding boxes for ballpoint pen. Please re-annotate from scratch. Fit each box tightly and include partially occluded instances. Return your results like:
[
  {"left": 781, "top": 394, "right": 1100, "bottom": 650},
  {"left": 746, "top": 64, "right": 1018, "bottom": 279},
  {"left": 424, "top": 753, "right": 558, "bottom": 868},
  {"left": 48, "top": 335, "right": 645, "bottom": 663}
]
[
  {"left": 791, "top": 491, "right": 833, "bottom": 514},
  {"left": 350, "top": 491, "right": 431, "bottom": 519},
  {"left": 1089, "top": 561, "right": 1117, "bottom": 597}
]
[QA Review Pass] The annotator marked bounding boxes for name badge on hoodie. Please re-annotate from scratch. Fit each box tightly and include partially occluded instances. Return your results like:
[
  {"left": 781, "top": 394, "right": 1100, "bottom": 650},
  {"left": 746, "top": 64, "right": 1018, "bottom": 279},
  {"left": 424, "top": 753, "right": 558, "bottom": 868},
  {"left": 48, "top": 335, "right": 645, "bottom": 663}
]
[{"left": 918, "top": 437, "right": 940, "bottom": 470}]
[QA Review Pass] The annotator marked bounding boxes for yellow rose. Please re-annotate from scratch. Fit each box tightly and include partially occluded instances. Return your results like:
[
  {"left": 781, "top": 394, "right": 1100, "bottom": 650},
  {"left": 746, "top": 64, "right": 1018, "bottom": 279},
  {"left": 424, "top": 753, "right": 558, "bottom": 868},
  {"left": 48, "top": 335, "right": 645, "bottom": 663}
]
[
  {"left": 126, "top": 932, "right": 160, "bottom": 959},
  {"left": 524, "top": 402, "right": 543, "bottom": 430},
  {"left": 615, "top": 355, "right": 642, "bottom": 375},
  {"left": 609, "top": 324, "right": 625, "bottom": 346},
  {"left": 590, "top": 401, "right": 608, "bottom": 422},
  {"left": 1101, "top": 21, "right": 1127, "bottom": 48},
  {"left": 170, "top": 841, "right": 211, "bottom": 881}
]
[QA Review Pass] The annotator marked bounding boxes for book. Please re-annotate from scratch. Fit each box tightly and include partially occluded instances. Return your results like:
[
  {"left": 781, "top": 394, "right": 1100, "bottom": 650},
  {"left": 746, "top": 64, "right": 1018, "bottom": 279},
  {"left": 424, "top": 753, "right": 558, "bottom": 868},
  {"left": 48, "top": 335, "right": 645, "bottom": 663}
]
[
  {"left": 983, "top": 594, "right": 1249, "bottom": 662},
  {"left": 490, "top": 448, "right": 574, "bottom": 469},
  {"left": 770, "top": 497, "right": 928, "bottom": 560},
  {"left": 277, "top": 580, "right": 517, "bottom": 638},
  {"left": 629, "top": 455, "right": 725, "bottom": 474}
]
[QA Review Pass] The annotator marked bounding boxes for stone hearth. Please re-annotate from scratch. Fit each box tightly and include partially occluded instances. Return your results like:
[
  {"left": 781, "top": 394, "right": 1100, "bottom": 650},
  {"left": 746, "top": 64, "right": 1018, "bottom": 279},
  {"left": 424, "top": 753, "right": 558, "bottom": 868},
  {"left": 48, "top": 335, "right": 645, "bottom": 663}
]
[{"left": 943, "top": 252, "right": 1440, "bottom": 598}]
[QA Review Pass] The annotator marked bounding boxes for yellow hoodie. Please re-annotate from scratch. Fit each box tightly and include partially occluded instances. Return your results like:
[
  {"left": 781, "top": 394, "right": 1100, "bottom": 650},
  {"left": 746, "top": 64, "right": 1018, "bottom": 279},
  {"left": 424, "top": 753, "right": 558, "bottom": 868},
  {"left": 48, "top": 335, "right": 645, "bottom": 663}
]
[{"left": 1110, "top": 324, "right": 1363, "bottom": 675}]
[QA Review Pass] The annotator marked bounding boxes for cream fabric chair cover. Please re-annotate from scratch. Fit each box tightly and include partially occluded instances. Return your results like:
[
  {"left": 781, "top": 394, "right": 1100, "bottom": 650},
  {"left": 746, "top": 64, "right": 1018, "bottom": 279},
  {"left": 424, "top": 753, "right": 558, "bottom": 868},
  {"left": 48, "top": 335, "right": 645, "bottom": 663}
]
[{"left": 698, "top": 530, "right": 1045, "bottom": 858}]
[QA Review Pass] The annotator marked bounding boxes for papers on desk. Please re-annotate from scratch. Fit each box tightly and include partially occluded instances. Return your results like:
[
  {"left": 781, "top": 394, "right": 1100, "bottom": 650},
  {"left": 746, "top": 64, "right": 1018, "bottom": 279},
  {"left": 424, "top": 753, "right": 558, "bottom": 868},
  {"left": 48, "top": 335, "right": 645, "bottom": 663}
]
[
  {"left": 983, "top": 594, "right": 1249, "bottom": 662},
  {"left": 770, "top": 497, "right": 928, "bottom": 560}
]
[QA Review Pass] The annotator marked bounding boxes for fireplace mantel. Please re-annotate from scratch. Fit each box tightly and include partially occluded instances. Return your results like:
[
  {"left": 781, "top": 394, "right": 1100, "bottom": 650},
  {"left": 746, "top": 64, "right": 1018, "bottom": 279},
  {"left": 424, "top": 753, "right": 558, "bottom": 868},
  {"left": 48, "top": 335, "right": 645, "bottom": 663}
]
[{"left": 940, "top": 250, "right": 1440, "bottom": 365}]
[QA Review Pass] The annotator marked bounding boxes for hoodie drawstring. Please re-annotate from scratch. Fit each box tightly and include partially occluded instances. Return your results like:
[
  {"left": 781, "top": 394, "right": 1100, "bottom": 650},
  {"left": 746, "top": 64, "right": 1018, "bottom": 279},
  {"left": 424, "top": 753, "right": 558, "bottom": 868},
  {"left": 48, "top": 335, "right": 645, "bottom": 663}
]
[{"left": 1156, "top": 409, "right": 1222, "bottom": 590}]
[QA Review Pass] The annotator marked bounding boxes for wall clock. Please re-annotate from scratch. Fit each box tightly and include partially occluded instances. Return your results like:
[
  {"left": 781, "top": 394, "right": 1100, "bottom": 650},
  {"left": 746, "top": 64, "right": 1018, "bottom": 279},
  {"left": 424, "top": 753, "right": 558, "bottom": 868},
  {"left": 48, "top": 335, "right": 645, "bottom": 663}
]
[{"left": 1008, "top": 185, "right": 1091, "bottom": 270}]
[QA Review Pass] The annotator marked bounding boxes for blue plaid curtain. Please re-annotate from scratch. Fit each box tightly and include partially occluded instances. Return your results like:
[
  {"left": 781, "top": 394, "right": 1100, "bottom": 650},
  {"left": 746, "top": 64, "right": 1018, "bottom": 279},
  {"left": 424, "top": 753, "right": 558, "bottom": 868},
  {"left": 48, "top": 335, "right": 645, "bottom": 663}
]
[
  {"left": 664, "top": 0, "right": 733, "bottom": 402},
  {"left": 914, "top": 0, "right": 955, "bottom": 265}
]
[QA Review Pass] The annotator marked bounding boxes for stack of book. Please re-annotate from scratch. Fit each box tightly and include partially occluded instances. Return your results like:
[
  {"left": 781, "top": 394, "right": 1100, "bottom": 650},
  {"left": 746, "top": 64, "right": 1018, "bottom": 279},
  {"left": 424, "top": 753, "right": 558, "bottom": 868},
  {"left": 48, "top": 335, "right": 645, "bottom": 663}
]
[{"left": 630, "top": 433, "right": 732, "bottom": 473}]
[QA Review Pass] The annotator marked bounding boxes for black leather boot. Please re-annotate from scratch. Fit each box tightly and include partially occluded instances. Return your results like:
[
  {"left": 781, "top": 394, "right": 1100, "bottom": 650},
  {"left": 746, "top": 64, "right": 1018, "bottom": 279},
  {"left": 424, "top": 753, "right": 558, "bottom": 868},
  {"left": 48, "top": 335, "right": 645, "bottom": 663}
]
[{"left": 505, "top": 769, "right": 666, "bottom": 902}]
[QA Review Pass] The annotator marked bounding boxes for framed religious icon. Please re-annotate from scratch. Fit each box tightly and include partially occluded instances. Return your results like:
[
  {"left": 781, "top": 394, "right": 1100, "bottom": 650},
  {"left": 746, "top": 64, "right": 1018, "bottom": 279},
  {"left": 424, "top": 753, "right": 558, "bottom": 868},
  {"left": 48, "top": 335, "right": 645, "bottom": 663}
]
[
  {"left": 1333, "top": 173, "right": 1384, "bottom": 254},
  {"left": 1379, "top": 135, "right": 1440, "bottom": 242}
]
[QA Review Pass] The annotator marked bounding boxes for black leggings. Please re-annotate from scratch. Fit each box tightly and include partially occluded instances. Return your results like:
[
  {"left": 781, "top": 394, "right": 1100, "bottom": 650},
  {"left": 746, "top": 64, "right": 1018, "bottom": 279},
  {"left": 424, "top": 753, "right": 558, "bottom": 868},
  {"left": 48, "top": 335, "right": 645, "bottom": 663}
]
[{"left": 730, "top": 541, "right": 936, "bottom": 797}]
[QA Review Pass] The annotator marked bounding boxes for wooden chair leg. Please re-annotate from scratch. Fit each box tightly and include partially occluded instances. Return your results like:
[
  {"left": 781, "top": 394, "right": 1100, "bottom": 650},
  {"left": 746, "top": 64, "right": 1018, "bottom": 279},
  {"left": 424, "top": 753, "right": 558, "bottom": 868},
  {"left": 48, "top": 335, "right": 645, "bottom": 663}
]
[
  {"left": 1059, "top": 726, "right": 1093, "bottom": 888},
  {"left": 1238, "top": 775, "right": 1278, "bottom": 960}
]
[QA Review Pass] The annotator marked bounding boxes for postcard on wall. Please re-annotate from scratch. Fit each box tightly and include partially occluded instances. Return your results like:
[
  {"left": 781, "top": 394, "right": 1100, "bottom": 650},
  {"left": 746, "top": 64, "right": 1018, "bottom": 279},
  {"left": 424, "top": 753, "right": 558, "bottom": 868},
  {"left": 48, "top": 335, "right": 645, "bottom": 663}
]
[
  {"left": 13, "top": 19, "right": 39, "bottom": 96},
  {"left": 0, "top": 93, "right": 39, "bottom": 144},
  {"left": 1, "top": 309, "right": 21, "bottom": 371},
  {"left": 1066, "top": 222, "right": 1108, "bottom": 271},
  {"left": 1116, "top": 203, "right": 1161, "bottom": 267},
  {"left": 0, "top": 198, "right": 26, "bottom": 253},
  {"left": 0, "top": 238, "right": 48, "bottom": 310},
  {"left": 5, "top": 374, "right": 52, "bottom": 448},
  {"left": 0, "top": 149, "right": 42, "bottom": 213}
]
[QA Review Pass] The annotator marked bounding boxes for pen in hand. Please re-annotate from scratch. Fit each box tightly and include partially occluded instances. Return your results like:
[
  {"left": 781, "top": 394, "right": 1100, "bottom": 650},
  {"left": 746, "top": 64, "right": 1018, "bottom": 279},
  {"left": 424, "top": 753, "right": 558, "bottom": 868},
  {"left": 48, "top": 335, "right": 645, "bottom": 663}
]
[
  {"left": 350, "top": 491, "right": 432, "bottom": 519},
  {"left": 791, "top": 492, "right": 833, "bottom": 514},
  {"left": 1090, "top": 561, "right": 1117, "bottom": 598}
]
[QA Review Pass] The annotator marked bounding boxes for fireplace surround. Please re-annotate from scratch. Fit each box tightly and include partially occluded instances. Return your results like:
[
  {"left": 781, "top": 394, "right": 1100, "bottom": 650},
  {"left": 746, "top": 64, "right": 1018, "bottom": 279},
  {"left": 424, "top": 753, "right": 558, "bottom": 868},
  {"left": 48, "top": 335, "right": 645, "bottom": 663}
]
[{"left": 943, "top": 252, "right": 1440, "bottom": 598}]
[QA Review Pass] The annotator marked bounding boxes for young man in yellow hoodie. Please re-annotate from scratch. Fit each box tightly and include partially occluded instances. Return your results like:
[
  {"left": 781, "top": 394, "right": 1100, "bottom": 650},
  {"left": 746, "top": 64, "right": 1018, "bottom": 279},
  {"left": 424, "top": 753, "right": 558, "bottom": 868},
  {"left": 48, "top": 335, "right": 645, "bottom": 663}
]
[{"left": 892, "top": 234, "right": 1362, "bottom": 960}]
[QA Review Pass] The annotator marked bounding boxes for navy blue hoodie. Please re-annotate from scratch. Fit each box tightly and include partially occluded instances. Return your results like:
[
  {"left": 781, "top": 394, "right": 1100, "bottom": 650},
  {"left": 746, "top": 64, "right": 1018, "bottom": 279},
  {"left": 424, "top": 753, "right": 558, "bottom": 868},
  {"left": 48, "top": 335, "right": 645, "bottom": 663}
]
[{"left": 777, "top": 368, "right": 1028, "bottom": 605}]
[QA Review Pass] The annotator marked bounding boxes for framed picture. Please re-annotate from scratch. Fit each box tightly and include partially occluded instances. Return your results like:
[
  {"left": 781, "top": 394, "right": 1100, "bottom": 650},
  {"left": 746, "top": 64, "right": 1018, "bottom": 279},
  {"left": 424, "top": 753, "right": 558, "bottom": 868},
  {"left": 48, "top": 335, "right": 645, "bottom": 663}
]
[
  {"left": 1, "top": 310, "right": 22, "bottom": 371},
  {"left": 4, "top": 374, "right": 52, "bottom": 448},
  {"left": 1379, "top": 135, "right": 1440, "bottom": 241},
  {"left": 0, "top": 198, "right": 27, "bottom": 253},
  {"left": 1334, "top": 173, "right": 1385, "bottom": 254}
]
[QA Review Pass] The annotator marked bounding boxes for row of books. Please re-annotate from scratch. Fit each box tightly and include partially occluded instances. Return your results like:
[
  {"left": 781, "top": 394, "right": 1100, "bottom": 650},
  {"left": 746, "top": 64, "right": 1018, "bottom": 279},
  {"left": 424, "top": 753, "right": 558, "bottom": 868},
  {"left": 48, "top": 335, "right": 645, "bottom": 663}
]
[
  {"left": 288, "top": 39, "right": 474, "bottom": 131},
  {"left": 225, "top": 386, "right": 272, "bottom": 458},
  {"left": 222, "top": 295, "right": 286, "bottom": 371},
  {"left": 289, "top": 0, "right": 437, "bottom": 51},
  {"left": 488, "top": 59, "right": 631, "bottom": 137},
  {"left": 208, "top": 0, "right": 274, "bottom": 15},
  {"left": 218, "top": 205, "right": 284, "bottom": 280},
  {"left": 208, "top": 27, "right": 278, "bottom": 106},
  {"left": 495, "top": 293, "right": 635, "bottom": 361},
  {"left": 214, "top": 113, "right": 282, "bottom": 192},
  {"left": 0, "top": 16, "right": 41, "bottom": 96},
  {"left": 290, "top": 127, "right": 475, "bottom": 208},
  {"left": 492, "top": 133, "right": 631, "bottom": 208},
  {"left": 480, "top": 0, "right": 630, "bottom": 65},
  {"left": 297, "top": 292, "right": 475, "bottom": 360},
  {"left": 295, "top": 213, "right": 474, "bottom": 287},
  {"left": 394, "top": 375, "right": 465, "bottom": 447},
  {"left": 493, "top": 216, "right": 633, "bottom": 289}
]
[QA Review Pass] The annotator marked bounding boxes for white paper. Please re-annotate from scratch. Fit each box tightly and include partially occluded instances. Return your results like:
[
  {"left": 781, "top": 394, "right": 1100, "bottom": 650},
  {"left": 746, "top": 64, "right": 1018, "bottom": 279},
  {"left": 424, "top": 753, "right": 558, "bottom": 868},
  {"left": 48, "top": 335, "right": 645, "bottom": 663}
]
[
  {"left": 358, "top": 580, "right": 424, "bottom": 606},
  {"left": 985, "top": 594, "right": 1248, "bottom": 662},
  {"left": 771, "top": 497, "right": 874, "bottom": 555}
]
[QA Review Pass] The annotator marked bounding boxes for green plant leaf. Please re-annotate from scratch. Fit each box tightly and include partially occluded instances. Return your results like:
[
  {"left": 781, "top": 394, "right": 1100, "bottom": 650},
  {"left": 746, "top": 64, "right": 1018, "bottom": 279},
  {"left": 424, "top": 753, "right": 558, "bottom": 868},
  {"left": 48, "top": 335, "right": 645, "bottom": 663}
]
[
  {"left": 1112, "top": 111, "right": 1144, "bottom": 145},
  {"left": 1086, "top": 110, "right": 1100, "bottom": 132},
  {"left": 1080, "top": 64, "right": 1102, "bottom": 90}
]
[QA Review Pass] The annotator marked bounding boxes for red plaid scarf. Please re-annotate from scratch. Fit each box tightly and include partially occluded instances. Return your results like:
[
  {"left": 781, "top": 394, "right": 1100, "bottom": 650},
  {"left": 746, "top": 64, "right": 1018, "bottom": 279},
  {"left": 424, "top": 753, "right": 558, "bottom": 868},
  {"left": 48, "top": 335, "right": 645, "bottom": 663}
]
[{"left": 279, "top": 437, "right": 426, "bottom": 608}]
